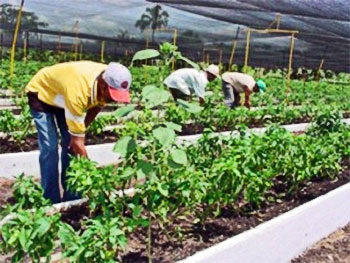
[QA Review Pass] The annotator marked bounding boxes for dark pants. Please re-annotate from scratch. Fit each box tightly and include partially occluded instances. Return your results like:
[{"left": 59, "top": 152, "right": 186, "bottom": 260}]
[
  {"left": 30, "top": 108, "right": 80, "bottom": 203},
  {"left": 221, "top": 80, "right": 240, "bottom": 108},
  {"left": 169, "top": 88, "right": 191, "bottom": 101}
]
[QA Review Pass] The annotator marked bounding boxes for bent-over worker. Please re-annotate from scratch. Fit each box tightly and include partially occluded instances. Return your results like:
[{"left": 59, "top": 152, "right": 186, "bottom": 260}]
[
  {"left": 164, "top": 64, "right": 220, "bottom": 103},
  {"left": 221, "top": 72, "right": 266, "bottom": 109},
  {"left": 25, "top": 61, "right": 132, "bottom": 203}
]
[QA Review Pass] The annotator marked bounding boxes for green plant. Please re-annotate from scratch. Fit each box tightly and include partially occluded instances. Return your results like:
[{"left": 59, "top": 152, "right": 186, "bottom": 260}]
[
  {"left": 59, "top": 216, "right": 131, "bottom": 263},
  {"left": 308, "top": 109, "right": 344, "bottom": 136},
  {"left": 1, "top": 174, "right": 50, "bottom": 217},
  {"left": 0, "top": 208, "right": 61, "bottom": 263}
]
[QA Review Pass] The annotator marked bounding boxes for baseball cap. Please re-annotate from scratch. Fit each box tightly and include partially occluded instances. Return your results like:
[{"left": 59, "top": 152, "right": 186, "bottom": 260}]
[
  {"left": 205, "top": 64, "right": 220, "bottom": 79},
  {"left": 256, "top": 79, "right": 266, "bottom": 93},
  {"left": 102, "top": 63, "right": 132, "bottom": 103}
]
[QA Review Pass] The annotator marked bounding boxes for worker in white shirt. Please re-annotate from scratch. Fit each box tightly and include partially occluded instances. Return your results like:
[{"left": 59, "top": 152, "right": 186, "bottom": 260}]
[
  {"left": 221, "top": 72, "right": 266, "bottom": 109},
  {"left": 163, "top": 64, "right": 220, "bottom": 103}
]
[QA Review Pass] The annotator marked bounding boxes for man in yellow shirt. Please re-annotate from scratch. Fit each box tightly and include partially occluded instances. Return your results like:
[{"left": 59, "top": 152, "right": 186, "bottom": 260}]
[{"left": 26, "top": 61, "right": 132, "bottom": 203}]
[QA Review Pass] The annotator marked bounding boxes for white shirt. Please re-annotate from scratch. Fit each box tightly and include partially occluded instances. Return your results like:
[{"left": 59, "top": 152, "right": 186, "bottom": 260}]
[
  {"left": 222, "top": 72, "right": 256, "bottom": 93},
  {"left": 164, "top": 68, "right": 208, "bottom": 98}
]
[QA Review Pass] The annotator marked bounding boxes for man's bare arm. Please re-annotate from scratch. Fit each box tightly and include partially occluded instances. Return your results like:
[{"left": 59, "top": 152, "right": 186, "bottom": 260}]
[
  {"left": 85, "top": 106, "right": 102, "bottom": 127},
  {"left": 244, "top": 88, "right": 251, "bottom": 109}
]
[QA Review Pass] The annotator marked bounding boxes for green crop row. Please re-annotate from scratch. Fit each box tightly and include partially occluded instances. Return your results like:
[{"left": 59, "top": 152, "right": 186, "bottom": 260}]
[{"left": 1, "top": 108, "right": 349, "bottom": 263}]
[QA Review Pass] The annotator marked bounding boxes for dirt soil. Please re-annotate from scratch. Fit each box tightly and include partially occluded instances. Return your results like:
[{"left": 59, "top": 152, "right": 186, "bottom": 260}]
[
  {"left": 0, "top": 116, "right": 339, "bottom": 154},
  {"left": 1, "top": 161, "right": 348, "bottom": 262},
  {"left": 0, "top": 131, "right": 119, "bottom": 154},
  {"left": 0, "top": 178, "right": 13, "bottom": 208},
  {"left": 292, "top": 224, "right": 350, "bottom": 263}
]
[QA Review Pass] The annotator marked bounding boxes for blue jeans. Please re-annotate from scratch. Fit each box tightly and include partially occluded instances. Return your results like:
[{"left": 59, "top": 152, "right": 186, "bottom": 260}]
[
  {"left": 222, "top": 80, "right": 240, "bottom": 108},
  {"left": 30, "top": 108, "right": 80, "bottom": 204}
]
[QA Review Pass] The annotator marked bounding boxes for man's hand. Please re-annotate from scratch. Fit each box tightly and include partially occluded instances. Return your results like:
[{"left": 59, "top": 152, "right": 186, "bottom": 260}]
[
  {"left": 69, "top": 135, "right": 88, "bottom": 157},
  {"left": 199, "top": 97, "right": 205, "bottom": 105},
  {"left": 244, "top": 101, "right": 251, "bottom": 109}
]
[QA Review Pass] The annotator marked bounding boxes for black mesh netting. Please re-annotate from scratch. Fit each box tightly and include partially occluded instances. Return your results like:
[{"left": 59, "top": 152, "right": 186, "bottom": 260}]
[{"left": 1, "top": 0, "right": 349, "bottom": 71}]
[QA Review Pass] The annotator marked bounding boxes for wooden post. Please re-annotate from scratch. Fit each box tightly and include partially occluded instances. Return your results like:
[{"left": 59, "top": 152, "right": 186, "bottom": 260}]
[
  {"left": 146, "top": 33, "right": 149, "bottom": 49},
  {"left": 10, "top": 0, "right": 25, "bottom": 86},
  {"left": 57, "top": 34, "right": 61, "bottom": 54},
  {"left": 244, "top": 28, "right": 251, "bottom": 72},
  {"left": 287, "top": 33, "right": 295, "bottom": 85},
  {"left": 276, "top": 13, "right": 281, "bottom": 29},
  {"left": 318, "top": 59, "right": 325, "bottom": 72},
  {"left": 316, "top": 58, "right": 325, "bottom": 81},
  {"left": 101, "top": 40, "right": 105, "bottom": 62},
  {"left": 219, "top": 49, "right": 223, "bottom": 65},
  {"left": 229, "top": 40, "right": 237, "bottom": 70},
  {"left": 206, "top": 53, "right": 210, "bottom": 64},
  {"left": 23, "top": 34, "right": 27, "bottom": 62},
  {"left": 0, "top": 33, "right": 3, "bottom": 61},
  {"left": 40, "top": 33, "right": 43, "bottom": 50},
  {"left": 74, "top": 40, "right": 79, "bottom": 61},
  {"left": 79, "top": 43, "right": 83, "bottom": 60},
  {"left": 172, "top": 28, "right": 177, "bottom": 71}
]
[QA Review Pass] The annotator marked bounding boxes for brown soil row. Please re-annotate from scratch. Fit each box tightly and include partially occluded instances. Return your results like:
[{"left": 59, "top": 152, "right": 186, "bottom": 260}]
[{"left": 1, "top": 161, "right": 349, "bottom": 262}]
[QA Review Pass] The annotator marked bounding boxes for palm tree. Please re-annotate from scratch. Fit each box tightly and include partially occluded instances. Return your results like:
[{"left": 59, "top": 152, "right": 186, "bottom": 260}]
[{"left": 135, "top": 5, "right": 169, "bottom": 43}]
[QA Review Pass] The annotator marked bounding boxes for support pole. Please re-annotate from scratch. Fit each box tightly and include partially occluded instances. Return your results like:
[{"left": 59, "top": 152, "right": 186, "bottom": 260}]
[
  {"left": 276, "top": 13, "right": 281, "bottom": 29},
  {"left": 287, "top": 33, "right": 295, "bottom": 85},
  {"left": 172, "top": 28, "right": 177, "bottom": 71},
  {"left": 229, "top": 40, "right": 237, "bottom": 70},
  {"left": 0, "top": 33, "right": 3, "bottom": 61},
  {"left": 10, "top": 0, "right": 25, "bottom": 86},
  {"left": 206, "top": 53, "right": 210, "bottom": 64},
  {"left": 101, "top": 40, "right": 105, "bottom": 62},
  {"left": 74, "top": 40, "right": 79, "bottom": 61},
  {"left": 40, "top": 33, "right": 42, "bottom": 50},
  {"left": 79, "top": 43, "right": 83, "bottom": 60},
  {"left": 57, "top": 34, "right": 61, "bottom": 54},
  {"left": 318, "top": 59, "right": 325, "bottom": 72},
  {"left": 244, "top": 28, "right": 251, "bottom": 72},
  {"left": 146, "top": 33, "right": 149, "bottom": 49},
  {"left": 23, "top": 34, "right": 27, "bottom": 62},
  {"left": 316, "top": 59, "right": 325, "bottom": 81},
  {"left": 219, "top": 49, "right": 223, "bottom": 65}
]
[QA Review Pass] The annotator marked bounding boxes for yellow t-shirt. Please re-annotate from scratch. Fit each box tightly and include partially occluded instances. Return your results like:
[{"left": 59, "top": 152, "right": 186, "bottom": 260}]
[{"left": 26, "top": 61, "right": 107, "bottom": 136}]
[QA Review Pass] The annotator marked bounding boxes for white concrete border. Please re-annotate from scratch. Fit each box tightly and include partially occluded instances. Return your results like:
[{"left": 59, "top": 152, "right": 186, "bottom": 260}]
[
  {"left": 0, "top": 143, "right": 120, "bottom": 178},
  {"left": 1, "top": 119, "right": 350, "bottom": 178},
  {"left": 178, "top": 182, "right": 350, "bottom": 263},
  {"left": 0, "top": 98, "right": 14, "bottom": 106}
]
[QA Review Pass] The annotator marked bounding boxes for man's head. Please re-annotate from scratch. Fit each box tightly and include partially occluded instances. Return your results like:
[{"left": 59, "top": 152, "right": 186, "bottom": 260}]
[
  {"left": 253, "top": 79, "right": 266, "bottom": 93},
  {"left": 205, "top": 64, "right": 220, "bottom": 82},
  {"left": 98, "top": 63, "right": 132, "bottom": 103}
]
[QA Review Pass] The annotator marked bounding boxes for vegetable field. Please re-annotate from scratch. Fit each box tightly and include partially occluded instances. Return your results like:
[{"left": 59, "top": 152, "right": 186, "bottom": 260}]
[{"left": 1, "top": 45, "right": 350, "bottom": 263}]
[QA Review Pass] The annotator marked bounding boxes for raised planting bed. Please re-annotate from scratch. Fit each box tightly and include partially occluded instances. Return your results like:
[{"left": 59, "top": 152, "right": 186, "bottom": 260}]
[
  {"left": 1, "top": 121, "right": 349, "bottom": 263},
  {"left": 1, "top": 161, "right": 349, "bottom": 262},
  {"left": 2, "top": 120, "right": 349, "bottom": 178},
  {"left": 1, "top": 116, "right": 350, "bottom": 155},
  {"left": 179, "top": 175, "right": 350, "bottom": 263}
]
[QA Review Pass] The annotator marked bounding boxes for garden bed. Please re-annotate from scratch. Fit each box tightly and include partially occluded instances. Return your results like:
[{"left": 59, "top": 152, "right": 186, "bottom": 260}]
[
  {"left": 1, "top": 118, "right": 350, "bottom": 154},
  {"left": 1, "top": 160, "right": 349, "bottom": 262}
]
